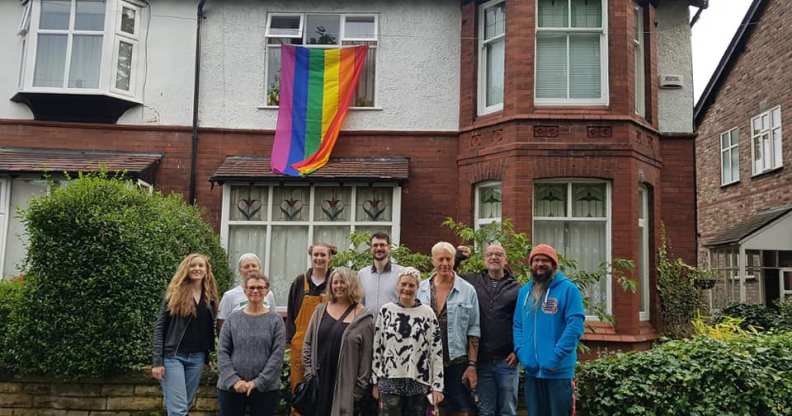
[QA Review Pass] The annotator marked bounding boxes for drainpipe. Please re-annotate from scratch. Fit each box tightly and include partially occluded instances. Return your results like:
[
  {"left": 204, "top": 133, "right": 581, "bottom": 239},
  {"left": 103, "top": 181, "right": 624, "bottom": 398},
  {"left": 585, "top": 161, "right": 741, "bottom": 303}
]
[{"left": 188, "top": 0, "right": 207, "bottom": 204}]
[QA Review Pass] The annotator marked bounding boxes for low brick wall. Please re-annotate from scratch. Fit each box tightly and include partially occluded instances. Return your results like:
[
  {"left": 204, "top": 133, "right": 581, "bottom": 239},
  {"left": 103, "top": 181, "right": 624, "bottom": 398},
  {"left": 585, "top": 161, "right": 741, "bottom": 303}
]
[{"left": 0, "top": 373, "right": 218, "bottom": 416}]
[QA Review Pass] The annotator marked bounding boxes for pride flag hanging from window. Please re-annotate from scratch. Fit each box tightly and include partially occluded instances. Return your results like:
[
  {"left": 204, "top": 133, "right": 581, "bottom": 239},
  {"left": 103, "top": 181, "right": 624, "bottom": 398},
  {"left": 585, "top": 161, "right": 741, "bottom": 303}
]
[{"left": 271, "top": 45, "right": 368, "bottom": 176}]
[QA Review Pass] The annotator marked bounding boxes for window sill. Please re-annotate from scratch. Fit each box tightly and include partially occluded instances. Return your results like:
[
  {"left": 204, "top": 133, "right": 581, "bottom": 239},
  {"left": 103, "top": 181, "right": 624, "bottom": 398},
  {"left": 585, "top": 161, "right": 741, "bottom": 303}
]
[
  {"left": 751, "top": 166, "right": 783, "bottom": 179},
  {"left": 720, "top": 180, "right": 740, "bottom": 189},
  {"left": 11, "top": 91, "right": 141, "bottom": 123},
  {"left": 257, "top": 105, "right": 383, "bottom": 111}
]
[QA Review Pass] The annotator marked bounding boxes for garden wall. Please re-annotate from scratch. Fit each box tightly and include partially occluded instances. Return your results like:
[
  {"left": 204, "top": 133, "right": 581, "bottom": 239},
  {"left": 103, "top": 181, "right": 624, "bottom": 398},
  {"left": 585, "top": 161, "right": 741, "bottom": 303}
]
[{"left": 0, "top": 374, "right": 217, "bottom": 416}]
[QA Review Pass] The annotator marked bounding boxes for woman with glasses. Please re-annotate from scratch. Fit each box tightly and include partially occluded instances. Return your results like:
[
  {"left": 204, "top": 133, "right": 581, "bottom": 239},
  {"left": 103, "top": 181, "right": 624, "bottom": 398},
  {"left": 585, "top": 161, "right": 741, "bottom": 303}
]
[
  {"left": 303, "top": 267, "right": 374, "bottom": 416},
  {"left": 217, "top": 271, "right": 285, "bottom": 416},
  {"left": 217, "top": 253, "right": 277, "bottom": 332}
]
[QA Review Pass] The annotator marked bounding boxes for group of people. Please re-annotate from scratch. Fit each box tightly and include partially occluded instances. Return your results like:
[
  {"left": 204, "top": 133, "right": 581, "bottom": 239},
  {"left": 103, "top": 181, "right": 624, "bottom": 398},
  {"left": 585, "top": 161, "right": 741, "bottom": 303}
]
[{"left": 151, "top": 232, "right": 585, "bottom": 416}]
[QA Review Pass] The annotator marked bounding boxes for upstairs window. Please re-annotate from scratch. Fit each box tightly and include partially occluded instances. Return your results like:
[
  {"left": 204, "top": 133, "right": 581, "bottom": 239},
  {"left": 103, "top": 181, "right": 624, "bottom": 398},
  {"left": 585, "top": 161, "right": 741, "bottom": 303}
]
[
  {"left": 535, "top": 0, "right": 608, "bottom": 105},
  {"left": 18, "top": 0, "right": 147, "bottom": 100},
  {"left": 265, "top": 13, "right": 378, "bottom": 108},
  {"left": 478, "top": 0, "right": 505, "bottom": 115},
  {"left": 720, "top": 128, "right": 740, "bottom": 185},
  {"left": 751, "top": 106, "right": 783, "bottom": 175}
]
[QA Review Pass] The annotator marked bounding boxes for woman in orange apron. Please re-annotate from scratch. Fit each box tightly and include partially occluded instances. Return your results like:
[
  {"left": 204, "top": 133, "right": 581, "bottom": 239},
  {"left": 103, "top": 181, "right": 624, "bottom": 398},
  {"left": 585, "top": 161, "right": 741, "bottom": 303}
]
[{"left": 286, "top": 244, "right": 336, "bottom": 398}]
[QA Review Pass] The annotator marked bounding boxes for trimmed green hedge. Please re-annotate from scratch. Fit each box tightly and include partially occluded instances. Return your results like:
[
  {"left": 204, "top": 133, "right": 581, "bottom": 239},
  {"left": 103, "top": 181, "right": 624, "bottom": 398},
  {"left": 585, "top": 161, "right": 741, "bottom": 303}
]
[
  {"left": 4, "top": 175, "right": 231, "bottom": 377},
  {"left": 577, "top": 332, "right": 792, "bottom": 416},
  {"left": 717, "top": 302, "right": 792, "bottom": 332},
  {"left": 0, "top": 277, "right": 24, "bottom": 371}
]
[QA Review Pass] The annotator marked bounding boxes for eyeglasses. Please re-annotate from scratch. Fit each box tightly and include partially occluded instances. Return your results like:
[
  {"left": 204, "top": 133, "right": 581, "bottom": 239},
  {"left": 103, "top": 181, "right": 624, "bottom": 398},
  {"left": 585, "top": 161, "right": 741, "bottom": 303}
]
[{"left": 246, "top": 286, "right": 268, "bottom": 292}]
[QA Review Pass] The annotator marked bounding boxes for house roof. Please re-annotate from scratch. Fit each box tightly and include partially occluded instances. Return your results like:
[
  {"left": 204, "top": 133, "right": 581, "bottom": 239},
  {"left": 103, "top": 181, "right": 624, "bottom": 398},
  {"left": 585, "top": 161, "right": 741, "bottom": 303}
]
[
  {"left": 704, "top": 205, "right": 792, "bottom": 247},
  {"left": 694, "top": 0, "right": 767, "bottom": 125},
  {"left": 210, "top": 156, "right": 410, "bottom": 183},
  {"left": 0, "top": 147, "right": 162, "bottom": 181}
]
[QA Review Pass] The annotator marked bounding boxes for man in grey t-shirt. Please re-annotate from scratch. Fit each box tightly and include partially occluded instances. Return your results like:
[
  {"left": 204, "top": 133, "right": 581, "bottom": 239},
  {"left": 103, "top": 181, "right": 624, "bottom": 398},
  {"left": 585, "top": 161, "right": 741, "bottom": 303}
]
[{"left": 358, "top": 232, "right": 404, "bottom": 316}]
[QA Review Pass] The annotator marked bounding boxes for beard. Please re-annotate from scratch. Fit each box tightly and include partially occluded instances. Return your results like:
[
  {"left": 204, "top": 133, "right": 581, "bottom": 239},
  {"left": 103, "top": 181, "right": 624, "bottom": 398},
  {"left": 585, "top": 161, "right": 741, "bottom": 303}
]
[{"left": 530, "top": 268, "right": 555, "bottom": 307}]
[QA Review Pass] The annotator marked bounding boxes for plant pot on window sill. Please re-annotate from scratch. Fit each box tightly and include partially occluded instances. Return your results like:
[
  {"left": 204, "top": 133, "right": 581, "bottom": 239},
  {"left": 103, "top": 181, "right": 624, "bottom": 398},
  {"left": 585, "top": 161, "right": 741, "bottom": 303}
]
[{"left": 694, "top": 278, "right": 717, "bottom": 290}]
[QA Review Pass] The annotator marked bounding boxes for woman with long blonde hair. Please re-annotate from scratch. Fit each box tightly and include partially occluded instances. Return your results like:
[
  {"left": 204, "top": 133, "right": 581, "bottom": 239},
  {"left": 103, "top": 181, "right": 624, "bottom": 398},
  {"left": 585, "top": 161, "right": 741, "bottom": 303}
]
[{"left": 152, "top": 253, "right": 219, "bottom": 416}]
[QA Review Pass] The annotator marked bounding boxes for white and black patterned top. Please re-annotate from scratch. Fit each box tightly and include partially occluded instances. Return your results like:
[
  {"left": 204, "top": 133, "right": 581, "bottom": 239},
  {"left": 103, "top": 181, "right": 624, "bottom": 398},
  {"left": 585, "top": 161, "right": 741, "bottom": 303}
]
[{"left": 372, "top": 301, "right": 444, "bottom": 393}]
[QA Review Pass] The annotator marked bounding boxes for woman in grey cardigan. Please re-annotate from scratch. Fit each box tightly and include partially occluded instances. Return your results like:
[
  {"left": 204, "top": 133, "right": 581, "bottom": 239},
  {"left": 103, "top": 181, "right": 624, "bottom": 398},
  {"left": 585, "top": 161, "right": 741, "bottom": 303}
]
[
  {"left": 217, "top": 272, "right": 285, "bottom": 416},
  {"left": 303, "top": 267, "right": 375, "bottom": 416}
]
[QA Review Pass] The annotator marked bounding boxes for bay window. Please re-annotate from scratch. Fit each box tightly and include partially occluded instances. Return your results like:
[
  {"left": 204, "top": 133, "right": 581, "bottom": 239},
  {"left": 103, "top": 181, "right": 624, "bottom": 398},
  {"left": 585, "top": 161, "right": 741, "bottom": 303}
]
[
  {"left": 221, "top": 183, "right": 400, "bottom": 308},
  {"left": 535, "top": 0, "right": 608, "bottom": 105},
  {"left": 264, "top": 13, "right": 378, "bottom": 108},
  {"left": 533, "top": 180, "right": 611, "bottom": 316}
]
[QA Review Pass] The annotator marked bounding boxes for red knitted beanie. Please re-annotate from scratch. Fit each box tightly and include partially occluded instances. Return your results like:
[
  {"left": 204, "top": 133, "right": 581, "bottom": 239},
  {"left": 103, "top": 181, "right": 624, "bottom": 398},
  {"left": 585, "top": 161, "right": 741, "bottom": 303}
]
[{"left": 529, "top": 244, "right": 558, "bottom": 268}]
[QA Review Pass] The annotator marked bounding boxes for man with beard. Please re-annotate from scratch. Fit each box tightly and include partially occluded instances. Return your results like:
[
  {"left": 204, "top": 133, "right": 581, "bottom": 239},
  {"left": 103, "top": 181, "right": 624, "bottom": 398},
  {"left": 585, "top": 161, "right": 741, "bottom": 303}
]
[
  {"left": 513, "top": 244, "right": 584, "bottom": 416},
  {"left": 358, "top": 232, "right": 404, "bottom": 316},
  {"left": 462, "top": 243, "right": 520, "bottom": 416}
]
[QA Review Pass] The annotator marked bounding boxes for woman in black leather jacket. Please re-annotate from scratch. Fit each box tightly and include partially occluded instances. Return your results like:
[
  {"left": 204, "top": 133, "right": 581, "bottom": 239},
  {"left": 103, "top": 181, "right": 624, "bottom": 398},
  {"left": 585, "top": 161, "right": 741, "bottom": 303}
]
[{"left": 151, "top": 253, "right": 219, "bottom": 416}]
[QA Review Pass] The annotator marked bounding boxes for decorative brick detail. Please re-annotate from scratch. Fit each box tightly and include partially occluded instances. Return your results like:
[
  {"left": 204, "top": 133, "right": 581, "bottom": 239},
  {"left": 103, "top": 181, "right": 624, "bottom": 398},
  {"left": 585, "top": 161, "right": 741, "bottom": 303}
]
[
  {"left": 587, "top": 126, "right": 613, "bottom": 138},
  {"left": 533, "top": 125, "right": 559, "bottom": 138}
]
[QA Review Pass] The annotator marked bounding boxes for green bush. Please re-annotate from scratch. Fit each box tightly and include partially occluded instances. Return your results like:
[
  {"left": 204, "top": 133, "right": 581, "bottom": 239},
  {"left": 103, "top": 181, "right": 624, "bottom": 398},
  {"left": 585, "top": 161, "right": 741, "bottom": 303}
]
[
  {"left": 717, "top": 301, "right": 792, "bottom": 332},
  {"left": 0, "top": 277, "right": 24, "bottom": 371},
  {"left": 5, "top": 174, "right": 231, "bottom": 377},
  {"left": 576, "top": 332, "right": 792, "bottom": 416},
  {"left": 656, "top": 227, "right": 702, "bottom": 339}
]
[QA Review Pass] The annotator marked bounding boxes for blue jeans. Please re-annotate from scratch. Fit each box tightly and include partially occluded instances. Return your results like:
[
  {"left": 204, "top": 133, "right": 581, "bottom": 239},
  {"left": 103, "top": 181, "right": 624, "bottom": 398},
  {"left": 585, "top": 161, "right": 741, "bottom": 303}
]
[
  {"left": 477, "top": 360, "right": 519, "bottom": 416},
  {"left": 160, "top": 352, "right": 205, "bottom": 416},
  {"left": 522, "top": 376, "right": 573, "bottom": 416}
]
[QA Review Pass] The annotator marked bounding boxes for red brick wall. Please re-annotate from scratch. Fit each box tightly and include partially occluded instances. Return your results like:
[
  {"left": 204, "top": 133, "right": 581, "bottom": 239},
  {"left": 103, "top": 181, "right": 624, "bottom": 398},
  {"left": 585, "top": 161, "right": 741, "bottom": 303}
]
[
  {"left": 660, "top": 135, "right": 697, "bottom": 265},
  {"left": 695, "top": 0, "right": 792, "bottom": 261}
]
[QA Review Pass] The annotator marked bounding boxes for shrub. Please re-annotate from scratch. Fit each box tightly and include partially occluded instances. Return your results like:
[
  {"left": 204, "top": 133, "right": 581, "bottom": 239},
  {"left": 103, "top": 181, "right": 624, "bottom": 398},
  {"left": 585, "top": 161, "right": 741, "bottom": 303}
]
[
  {"left": 717, "top": 301, "right": 792, "bottom": 332},
  {"left": 0, "top": 277, "right": 24, "bottom": 371},
  {"left": 5, "top": 174, "right": 231, "bottom": 377},
  {"left": 576, "top": 332, "right": 792, "bottom": 416},
  {"left": 656, "top": 227, "right": 702, "bottom": 339}
]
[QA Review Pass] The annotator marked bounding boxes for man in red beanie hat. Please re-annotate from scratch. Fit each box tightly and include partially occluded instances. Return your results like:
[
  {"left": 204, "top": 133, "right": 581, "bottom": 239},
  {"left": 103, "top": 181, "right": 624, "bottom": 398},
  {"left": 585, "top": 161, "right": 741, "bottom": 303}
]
[{"left": 513, "top": 244, "right": 584, "bottom": 416}]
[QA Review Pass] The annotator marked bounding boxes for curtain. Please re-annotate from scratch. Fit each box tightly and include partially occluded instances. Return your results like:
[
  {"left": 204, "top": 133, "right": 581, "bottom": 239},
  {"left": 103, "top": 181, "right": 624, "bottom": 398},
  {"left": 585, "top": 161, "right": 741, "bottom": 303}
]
[
  {"left": 4, "top": 179, "right": 48, "bottom": 278},
  {"left": 69, "top": 35, "right": 103, "bottom": 88},
  {"left": 75, "top": 0, "right": 105, "bottom": 31},
  {"left": 535, "top": 34, "right": 566, "bottom": 99},
  {"left": 569, "top": 34, "right": 600, "bottom": 99},
  {"left": 486, "top": 39, "right": 505, "bottom": 107},
  {"left": 571, "top": 0, "right": 602, "bottom": 28},
  {"left": 34, "top": 34, "right": 67, "bottom": 87},
  {"left": 478, "top": 185, "right": 502, "bottom": 220},
  {"left": 314, "top": 226, "right": 352, "bottom": 252},
  {"left": 270, "top": 226, "right": 309, "bottom": 306},
  {"left": 40, "top": 0, "right": 70, "bottom": 30}
]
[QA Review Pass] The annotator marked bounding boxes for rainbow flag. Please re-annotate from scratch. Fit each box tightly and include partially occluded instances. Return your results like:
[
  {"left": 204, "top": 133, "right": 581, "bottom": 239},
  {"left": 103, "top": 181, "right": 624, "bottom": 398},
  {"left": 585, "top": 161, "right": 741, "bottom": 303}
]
[{"left": 271, "top": 45, "right": 369, "bottom": 176}]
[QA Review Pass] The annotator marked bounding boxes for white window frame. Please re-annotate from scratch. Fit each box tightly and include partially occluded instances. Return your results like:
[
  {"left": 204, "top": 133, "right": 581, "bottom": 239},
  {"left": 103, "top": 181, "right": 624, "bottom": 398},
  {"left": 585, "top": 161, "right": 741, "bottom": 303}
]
[
  {"left": 720, "top": 127, "right": 740, "bottom": 186},
  {"left": 532, "top": 178, "right": 612, "bottom": 318},
  {"left": 220, "top": 182, "right": 401, "bottom": 311},
  {"left": 477, "top": 0, "right": 506, "bottom": 115},
  {"left": 750, "top": 105, "right": 783, "bottom": 176},
  {"left": 638, "top": 184, "right": 650, "bottom": 321},
  {"left": 0, "top": 178, "right": 10, "bottom": 279},
  {"left": 263, "top": 12, "right": 379, "bottom": 109},
  {"left": 633, "top": 4, "right": 645, "bottom": 117},
  {"left": 534, "top": 0, "right": 609, "bottom": 106},
  {"left": 474, "top": 181, "right": 502, "bottom": 230},
  {"left": 19, "top": 0, "right": 147, "bottom": 102}
]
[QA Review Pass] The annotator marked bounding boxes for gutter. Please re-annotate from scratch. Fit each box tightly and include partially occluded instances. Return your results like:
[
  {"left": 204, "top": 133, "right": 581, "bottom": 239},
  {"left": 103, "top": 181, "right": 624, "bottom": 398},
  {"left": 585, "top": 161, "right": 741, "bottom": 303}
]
[{"left": 188, "top": 0, "right": 207, "bottom": 204}]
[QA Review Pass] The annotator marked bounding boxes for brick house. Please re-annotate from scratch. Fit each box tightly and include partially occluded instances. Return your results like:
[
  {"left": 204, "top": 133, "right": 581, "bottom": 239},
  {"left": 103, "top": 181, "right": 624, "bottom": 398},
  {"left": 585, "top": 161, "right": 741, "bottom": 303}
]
[
  {"left": 0, "top": 0, "right": 702, "bottom": 350},
  {"left": 694, "top": 0, "right": 792, "bottom": 309}
]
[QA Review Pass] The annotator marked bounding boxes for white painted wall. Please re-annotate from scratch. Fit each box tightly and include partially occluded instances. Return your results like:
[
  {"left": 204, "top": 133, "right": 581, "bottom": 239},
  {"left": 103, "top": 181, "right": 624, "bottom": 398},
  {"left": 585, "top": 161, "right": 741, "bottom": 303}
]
[
  {"left": 198, "top": 0, "right": 461, "bottom": 131},
  {"left": 656, "top": 2, "right": 694, "bottom": 134}
]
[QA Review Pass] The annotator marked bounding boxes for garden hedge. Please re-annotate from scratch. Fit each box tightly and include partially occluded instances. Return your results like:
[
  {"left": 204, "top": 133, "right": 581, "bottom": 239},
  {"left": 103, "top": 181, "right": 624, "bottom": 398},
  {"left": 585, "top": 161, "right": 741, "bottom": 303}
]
[
  {"left": 716, "top": 302, "right": 792, "bottom": 332},
  {"left": 576, "top": 332, "right": 792, "bottom": 416},
  {"left": 4, "top": 175, "right": 231, "bottom": 377}
]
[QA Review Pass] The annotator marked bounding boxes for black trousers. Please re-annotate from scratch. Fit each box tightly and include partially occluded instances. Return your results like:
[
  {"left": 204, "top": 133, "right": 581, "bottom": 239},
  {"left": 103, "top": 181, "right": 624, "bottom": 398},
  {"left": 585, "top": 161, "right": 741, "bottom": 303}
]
[
  {"left": 379, "top": 393, "right": 428, "bottom": 416},
  {"left": 217, "top": 388, "right": 279, "bottom": 416}
]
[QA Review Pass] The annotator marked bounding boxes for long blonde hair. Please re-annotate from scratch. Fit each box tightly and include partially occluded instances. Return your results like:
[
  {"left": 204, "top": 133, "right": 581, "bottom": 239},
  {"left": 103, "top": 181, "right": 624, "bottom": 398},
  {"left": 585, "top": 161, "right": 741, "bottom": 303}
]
[{"left": 166, "top": 253, "right": 219, "bottom": 317}]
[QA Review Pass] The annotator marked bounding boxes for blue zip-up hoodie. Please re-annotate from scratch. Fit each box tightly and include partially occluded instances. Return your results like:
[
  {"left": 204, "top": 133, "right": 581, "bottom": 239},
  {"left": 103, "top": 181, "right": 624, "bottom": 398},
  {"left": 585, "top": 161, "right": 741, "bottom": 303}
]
[{"left": 513, "top": 271, "right": 584, "bottom": 379}]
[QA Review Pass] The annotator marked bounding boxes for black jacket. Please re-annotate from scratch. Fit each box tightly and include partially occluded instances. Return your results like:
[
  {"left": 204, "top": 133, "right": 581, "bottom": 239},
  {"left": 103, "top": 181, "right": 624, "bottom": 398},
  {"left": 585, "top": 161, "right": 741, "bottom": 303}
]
[
  {"left": 151, "top": 298, "right": 216, "bottom": 367},
  {"left": 462, "top": 270, "right": 521, "bottom": 362}
]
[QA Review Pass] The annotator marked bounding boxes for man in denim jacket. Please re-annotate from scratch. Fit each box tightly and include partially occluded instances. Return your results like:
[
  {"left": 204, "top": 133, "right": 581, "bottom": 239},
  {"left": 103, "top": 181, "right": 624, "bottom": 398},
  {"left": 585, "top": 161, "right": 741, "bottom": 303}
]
[
  {"left": 418, "top": 241, "right": 481, "bottom": 416},
  {"left": 513, "top": 244, "right": 584, "bottom": 416}
]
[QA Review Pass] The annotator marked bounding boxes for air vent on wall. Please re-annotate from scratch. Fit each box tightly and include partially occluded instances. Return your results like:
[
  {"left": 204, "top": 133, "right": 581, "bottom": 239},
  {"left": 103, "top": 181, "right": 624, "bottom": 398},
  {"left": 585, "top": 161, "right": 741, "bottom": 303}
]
[{"left": 659, "top": 74, "right": 684, "bottom": 89}]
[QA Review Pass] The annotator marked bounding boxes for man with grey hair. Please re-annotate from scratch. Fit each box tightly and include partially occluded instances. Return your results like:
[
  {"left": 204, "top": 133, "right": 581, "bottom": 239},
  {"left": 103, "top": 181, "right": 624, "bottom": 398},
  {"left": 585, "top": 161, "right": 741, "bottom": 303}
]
[
  {"left": 417, "top": 241, "right": 480, "bottom": 416},
  {"left": 216, "top": 253, "right": 276, "bottom": 331},
  {"left": 462, "top": 243, "right": 521, "bottom": 416}
]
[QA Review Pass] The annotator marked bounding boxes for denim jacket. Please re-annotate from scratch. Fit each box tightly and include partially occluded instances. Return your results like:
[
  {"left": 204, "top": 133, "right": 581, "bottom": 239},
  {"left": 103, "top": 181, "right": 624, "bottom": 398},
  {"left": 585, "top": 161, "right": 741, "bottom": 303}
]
[{"left": 417, "top": 274, "right": 480, "bottom": 362}]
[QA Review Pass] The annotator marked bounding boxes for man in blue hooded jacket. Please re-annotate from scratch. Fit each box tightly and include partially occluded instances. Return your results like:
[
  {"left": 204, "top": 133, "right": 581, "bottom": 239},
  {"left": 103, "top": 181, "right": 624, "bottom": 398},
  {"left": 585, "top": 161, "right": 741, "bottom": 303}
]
[{"left": 513, "top": 244, "right": 584, "bottom": 416}]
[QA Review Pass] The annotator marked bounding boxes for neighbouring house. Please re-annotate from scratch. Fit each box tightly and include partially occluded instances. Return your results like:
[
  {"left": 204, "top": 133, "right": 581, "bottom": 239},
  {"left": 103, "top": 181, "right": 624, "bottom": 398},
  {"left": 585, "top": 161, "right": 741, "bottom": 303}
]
[
  {"left": 0, "top": 0, "right": 703, "bottom": 351},
  {"left": 694, "top": 0, "right": 792, "bottom": 310}
]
